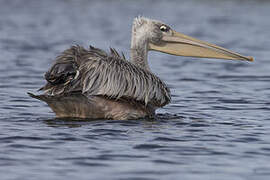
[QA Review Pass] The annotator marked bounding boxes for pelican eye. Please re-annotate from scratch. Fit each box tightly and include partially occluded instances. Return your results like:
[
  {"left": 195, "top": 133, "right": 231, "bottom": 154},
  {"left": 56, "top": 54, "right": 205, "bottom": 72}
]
[{"left": 160, "top": 25, "right": 169, "bottom": 32}]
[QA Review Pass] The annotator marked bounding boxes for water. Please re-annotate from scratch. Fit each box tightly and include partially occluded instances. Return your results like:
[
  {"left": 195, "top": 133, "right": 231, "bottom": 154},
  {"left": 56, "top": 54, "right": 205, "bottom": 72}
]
[{"left": 1, "top": 0, "right": 270, "bottom": 179}]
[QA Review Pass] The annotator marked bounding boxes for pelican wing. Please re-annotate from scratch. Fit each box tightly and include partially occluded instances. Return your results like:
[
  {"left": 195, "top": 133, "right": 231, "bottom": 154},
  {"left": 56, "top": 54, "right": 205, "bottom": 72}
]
[{"left": 41, "top": 45, "right": 171, "bottom": 107}]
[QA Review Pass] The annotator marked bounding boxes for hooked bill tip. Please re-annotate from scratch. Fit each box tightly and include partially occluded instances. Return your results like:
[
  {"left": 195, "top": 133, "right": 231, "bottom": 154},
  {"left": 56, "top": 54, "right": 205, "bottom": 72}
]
[{"left": 247, "top": 56, "right": 254, "bottom": 62}]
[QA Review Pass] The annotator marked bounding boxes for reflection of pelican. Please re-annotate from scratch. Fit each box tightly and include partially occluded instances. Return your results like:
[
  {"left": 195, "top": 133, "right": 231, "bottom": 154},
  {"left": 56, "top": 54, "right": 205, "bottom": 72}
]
[{"left": 28, "top": 17, "right": 253, "bottom": 120}]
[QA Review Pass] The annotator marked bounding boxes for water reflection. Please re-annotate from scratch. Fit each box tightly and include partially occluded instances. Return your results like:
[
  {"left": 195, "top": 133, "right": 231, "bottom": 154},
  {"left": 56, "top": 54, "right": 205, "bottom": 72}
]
[
  {"left": 42, "top": 113, "right": 184, "bottom": 128},
  {"left": 44, "top": 118, "right": 101, "bottom": 128}
]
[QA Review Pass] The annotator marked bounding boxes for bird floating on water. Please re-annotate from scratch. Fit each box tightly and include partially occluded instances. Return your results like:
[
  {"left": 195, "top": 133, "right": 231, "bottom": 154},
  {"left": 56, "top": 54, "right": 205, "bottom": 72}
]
[{"left": 28, "top": 17, "right": 253, "bottom": 120}]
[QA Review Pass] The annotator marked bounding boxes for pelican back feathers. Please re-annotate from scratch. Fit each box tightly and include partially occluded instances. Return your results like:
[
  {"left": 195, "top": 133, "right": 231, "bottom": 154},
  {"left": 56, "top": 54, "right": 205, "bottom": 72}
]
[{"left": 40, "top": 45, "right": 171, "bottom": 107}]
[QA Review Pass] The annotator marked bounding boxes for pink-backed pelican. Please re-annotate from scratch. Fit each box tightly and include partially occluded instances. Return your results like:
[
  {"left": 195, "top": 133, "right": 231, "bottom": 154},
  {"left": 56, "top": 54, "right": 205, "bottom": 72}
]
[{"left": 28, "top": 17, "right": 253, "bottom": 120}]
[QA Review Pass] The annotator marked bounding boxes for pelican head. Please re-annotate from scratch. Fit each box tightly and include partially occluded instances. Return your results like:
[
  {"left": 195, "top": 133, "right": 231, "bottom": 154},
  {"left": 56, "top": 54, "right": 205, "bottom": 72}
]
[{"left": 130, "top": 17, "right": 253, "bottom": 70}]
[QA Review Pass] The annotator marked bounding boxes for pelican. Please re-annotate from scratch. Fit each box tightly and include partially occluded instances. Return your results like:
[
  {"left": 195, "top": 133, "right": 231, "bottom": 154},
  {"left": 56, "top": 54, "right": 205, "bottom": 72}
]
[{"left": 28, "top": 17, "right": 253, "bottom": 120}]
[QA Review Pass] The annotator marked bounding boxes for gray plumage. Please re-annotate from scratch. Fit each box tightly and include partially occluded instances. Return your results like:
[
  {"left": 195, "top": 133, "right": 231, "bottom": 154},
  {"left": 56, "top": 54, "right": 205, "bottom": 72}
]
[
  {"left": 29, "top": 16, "right": 253, "bottom": 119},
  {"left": 29, "top": 17, "right": 172, "bottom": 120},
  {"left": 40, "top": 45, "right": 170, "bottom": 106}
]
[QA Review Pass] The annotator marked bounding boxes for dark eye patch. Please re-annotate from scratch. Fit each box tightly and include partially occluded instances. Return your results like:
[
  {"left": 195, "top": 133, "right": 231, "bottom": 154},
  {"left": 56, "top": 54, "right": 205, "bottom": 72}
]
[{"left": 160, "top": 25, "right": 170, "bottom": 32}]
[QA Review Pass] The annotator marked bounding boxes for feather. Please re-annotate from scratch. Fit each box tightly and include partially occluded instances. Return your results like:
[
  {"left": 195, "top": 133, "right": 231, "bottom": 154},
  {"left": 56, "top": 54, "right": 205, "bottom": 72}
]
[{"left": 40, "top": 45, "right": 171, "bottom": 107}]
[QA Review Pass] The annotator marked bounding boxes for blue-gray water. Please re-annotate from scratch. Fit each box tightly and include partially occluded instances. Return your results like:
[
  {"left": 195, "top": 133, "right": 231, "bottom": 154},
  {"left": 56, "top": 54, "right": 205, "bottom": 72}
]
[{"left": 1, "top": 0, "right": 270, "bottom": 179}]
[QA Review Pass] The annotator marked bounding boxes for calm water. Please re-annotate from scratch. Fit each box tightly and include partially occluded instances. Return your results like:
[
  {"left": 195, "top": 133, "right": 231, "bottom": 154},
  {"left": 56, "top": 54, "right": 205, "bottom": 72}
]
[{"left": 1, "top": 0, "right": 270, "bottom": 179}]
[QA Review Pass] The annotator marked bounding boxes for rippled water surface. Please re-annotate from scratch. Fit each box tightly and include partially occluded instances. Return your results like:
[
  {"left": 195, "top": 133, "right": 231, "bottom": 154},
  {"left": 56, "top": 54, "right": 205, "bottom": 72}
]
[{"left": 1, "top": 0, "right": 270, "bottom": 179}]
